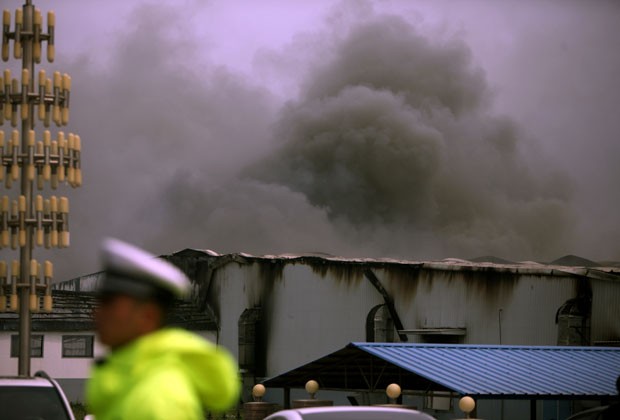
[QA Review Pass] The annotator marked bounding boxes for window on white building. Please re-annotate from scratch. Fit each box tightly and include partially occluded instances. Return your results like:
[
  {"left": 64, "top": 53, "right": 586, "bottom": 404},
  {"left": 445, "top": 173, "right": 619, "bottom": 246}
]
[
  {"left": 62, "top": 335, "right": 94, "bottom": 358},
  {"left": 10, "top": 334, "right": 44, "bottom": 358}
]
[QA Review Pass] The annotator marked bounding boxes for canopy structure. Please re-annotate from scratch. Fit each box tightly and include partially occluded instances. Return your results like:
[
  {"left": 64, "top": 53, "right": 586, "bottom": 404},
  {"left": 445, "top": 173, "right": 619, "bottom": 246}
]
[{"left": 262, "top": 343, "right": 620, "bottom": 399}]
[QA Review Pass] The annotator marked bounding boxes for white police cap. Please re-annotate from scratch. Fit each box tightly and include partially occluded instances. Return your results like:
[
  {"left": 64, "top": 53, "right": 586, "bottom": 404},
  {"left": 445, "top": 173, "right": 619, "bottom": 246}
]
[{"left": 99, "top": 238, "right": 190, "bottom": 299}]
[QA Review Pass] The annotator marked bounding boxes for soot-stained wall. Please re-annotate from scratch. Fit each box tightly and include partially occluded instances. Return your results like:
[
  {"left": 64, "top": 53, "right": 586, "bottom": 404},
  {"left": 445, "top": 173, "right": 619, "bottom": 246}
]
[{"left": 168, "top": 251, "right": 620, "bottom": 379}]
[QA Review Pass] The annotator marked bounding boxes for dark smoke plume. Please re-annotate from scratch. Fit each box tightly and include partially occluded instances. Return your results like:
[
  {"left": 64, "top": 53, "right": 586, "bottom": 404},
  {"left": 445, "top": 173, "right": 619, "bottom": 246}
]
[
  {"left": 247, "top": 14, "right": 573, "bottom": 260},
  {"left": 29, "top": 1, "right": 620, "bottom": 281}
]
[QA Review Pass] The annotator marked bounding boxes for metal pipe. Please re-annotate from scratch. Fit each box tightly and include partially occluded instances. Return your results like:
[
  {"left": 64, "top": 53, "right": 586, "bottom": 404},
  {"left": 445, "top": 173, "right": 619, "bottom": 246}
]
[{"left": 18, "top": 0, "right": 34, "bottom": 377}]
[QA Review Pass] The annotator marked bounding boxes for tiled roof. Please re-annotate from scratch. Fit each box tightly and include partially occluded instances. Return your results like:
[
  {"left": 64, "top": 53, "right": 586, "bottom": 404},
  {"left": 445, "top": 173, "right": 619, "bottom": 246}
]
[{"left": 0, "top": 290, "right": 216, "bottom": 332}]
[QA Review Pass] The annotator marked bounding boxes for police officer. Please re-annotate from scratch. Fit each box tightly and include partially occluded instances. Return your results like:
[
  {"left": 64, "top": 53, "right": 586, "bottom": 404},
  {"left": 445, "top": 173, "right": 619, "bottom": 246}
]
[{"left": 86, "top": 238, "right": 240, "bottom": 420}]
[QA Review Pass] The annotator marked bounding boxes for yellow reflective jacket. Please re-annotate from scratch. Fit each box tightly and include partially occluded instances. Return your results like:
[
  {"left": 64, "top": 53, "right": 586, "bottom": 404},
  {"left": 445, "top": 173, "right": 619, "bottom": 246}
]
[{"left": 86, "top": 328, "right": 240, "bottom": 420}]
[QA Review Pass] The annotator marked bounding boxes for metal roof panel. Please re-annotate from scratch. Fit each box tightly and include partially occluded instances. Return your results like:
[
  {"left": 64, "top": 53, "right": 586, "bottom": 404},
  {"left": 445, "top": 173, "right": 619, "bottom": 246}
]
[{"left": 353, "top": 343, "right": 620, "bottom": 397}]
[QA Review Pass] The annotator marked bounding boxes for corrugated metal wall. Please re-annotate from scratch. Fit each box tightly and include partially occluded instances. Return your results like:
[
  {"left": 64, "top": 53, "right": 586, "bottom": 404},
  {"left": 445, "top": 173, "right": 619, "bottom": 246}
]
[
  {"left": 591, "top": 277, "right": 620, "bottom": 344},
  {"left": 188, "top": 255, "right": 619, "bottom": 379}
]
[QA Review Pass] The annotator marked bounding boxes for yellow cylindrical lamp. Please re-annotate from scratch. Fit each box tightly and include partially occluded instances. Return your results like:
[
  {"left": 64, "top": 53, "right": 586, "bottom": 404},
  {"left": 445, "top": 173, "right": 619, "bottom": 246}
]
[
  {"left": 1, "top": 228, "right": 7, "bottom": 248},
  {"left": 3, "top": 70, "right": 11, "bottom": 119},
  {"left": 51, "top": 139, "right": 58, "bottom": 155},
  {"left": 36, "top": 195, "right": 44, "bottom": 246},
  {"left": 67, "top": 169, "right": 75, "bottom": 187},
  {"left": 60, "top": 230, "right": 69, "bottom": 248},
  {"left": 43, "top": 294, "right": 52, "bottom": 312},
  {"left": 1, "top": 196, "right": 9, "bottom": 247},
  {"left": 18, "top": 195, "right": 26, "bottom": 211},
  {"left": 0, "top": 295, "right": 6, "bottom": 312},
  {"left": 38, "top": 69, "right": 46, "bottom": 120},
  {"left": 2, "top": 10, "right": 9, "bottom": 61},
  {"left": 44, "top": 78, "right": 52, "bottom": 127},
  {"left": 60, "top": 197, "right": 69, "bottom": 247},
  {"left": 60, "top": 197, "right": 69, "bottom": 213},
  {"left": 53, "top": 71, "right": 61, "bottom": 125},
  {"left": 51, "top": 139, "right": 59, "bottom": 189},
  {"left": 53, "top": 106, "right": 60, "bottom": 125},
  {"left": 29, "top": 294, "right": 39, "bottom": 312},
  {"left": 11, "top": 130, "right": 19, "bottom": 180},
  {"left": 11, "top": 259, "right": 19, "bottom": 286},
  {"left": 74, "top": 135, "right": 82, "bottom": 186},
  {"left": 21, "top": 69, "right": 29, "bottom": 120},
  {"left": 36, "top": 225, "right": 44, "bottom": 247},
  {"left": 62, "top": 106, "right": 69, "bottom": 126},
  {"left": 18, "top": 195, "right": 26, "bottom": 247},
  {"left": 44, "top": 260, "right": 53, "bottom": 311},
  {"left": 75, "top": 168, "right": 82, "bottom": 187},
  {"left": 57, "top": 132, "right": 66, "bottom": 181},
  {"left": 33, "top": 9, "right": 42, "bottom": 63},
  {"left": 29, "top": 259, "right": 39, "bottom": 312},
  {"left": 50, "top": 228, "right": 58, "bottom": 248},
  {"left": 10, "top": 294, "right": 18, "bottom": 311},
  {"left": 30, "top": 258, "right": 39, "bottom": 279},
  {"left": 67, "top": 134, "right": 75, "bottom": 185},
  {"left": 53, "top": 71, "right": 61, "bottom": 89},
  {"left": 63, "top": 74, "right": 71, "bottom": 91},
  {"left": 61, "top": 74, "right": 70, "bottom": 125},
  {"left": 47, "top": 11, "right": 55, "bottom": 63},
  {"left": 36, "top": 141, "right": 44, "bottom": 189},
  {"left": 13, "top": 9, "right": 22, "bottom": 59},
  {"left": 27, "top": 130, "right": 35, "bottom": 180},
  {"left": 43, "top": 130, "right": 51, "bottom": 180},
  {"left": 44, "top": 260, "right": 53, "bottom": 278}
]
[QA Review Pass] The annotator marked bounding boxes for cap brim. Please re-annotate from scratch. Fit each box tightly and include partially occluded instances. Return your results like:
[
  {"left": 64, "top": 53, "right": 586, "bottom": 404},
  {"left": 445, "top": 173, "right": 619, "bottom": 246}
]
[{"left": 98, "top": 273, "right": 173, "bottom": 301}]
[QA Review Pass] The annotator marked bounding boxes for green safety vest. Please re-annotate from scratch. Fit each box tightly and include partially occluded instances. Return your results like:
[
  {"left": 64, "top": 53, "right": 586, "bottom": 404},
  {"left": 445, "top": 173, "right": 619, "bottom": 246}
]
[{"left": 86, "top": 328, "right": 240, "bottom": 420}]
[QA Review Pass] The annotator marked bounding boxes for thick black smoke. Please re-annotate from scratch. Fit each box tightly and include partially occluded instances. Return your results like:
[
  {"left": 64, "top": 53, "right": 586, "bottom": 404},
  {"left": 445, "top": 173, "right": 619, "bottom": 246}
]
[
  {"left": 247, "top": 15, "right": 573, "bottom": 260},
  {"left": 22, "top": 1, "right": 619, "bottom": 282}
]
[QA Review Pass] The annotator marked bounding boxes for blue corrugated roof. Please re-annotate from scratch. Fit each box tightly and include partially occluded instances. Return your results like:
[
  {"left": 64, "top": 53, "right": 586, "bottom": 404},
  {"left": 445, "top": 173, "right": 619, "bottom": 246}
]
[{"left": 352, "top": 343, "right": 620, "bottom": 397}]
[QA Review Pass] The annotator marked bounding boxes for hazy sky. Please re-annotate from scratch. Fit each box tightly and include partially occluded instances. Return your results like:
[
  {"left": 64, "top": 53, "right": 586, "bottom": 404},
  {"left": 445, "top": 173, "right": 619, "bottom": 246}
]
[{"left": 3, "top": 0, "right": 619, "bottom": 280}]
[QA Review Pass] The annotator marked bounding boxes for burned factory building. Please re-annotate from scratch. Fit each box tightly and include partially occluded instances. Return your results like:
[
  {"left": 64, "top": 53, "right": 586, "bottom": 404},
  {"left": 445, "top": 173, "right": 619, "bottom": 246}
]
[
  {"left": 164, "top": 250, "right": 617, "bottom": 360},
  {"left": 41, "top": 249, "right": 620, "bottom": 418}
]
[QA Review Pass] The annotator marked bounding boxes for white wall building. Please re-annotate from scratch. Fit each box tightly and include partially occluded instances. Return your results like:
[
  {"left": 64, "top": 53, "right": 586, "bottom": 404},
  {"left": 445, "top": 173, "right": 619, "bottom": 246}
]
[{"left": 0, "top": 288, "right": 217, "bottom": 402}]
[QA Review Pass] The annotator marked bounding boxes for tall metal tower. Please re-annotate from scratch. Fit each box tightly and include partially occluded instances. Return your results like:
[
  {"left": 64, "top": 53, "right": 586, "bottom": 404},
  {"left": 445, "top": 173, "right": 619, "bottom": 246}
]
[{"left": 1, "top": 1, "right": 81, "bottom": 376}]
